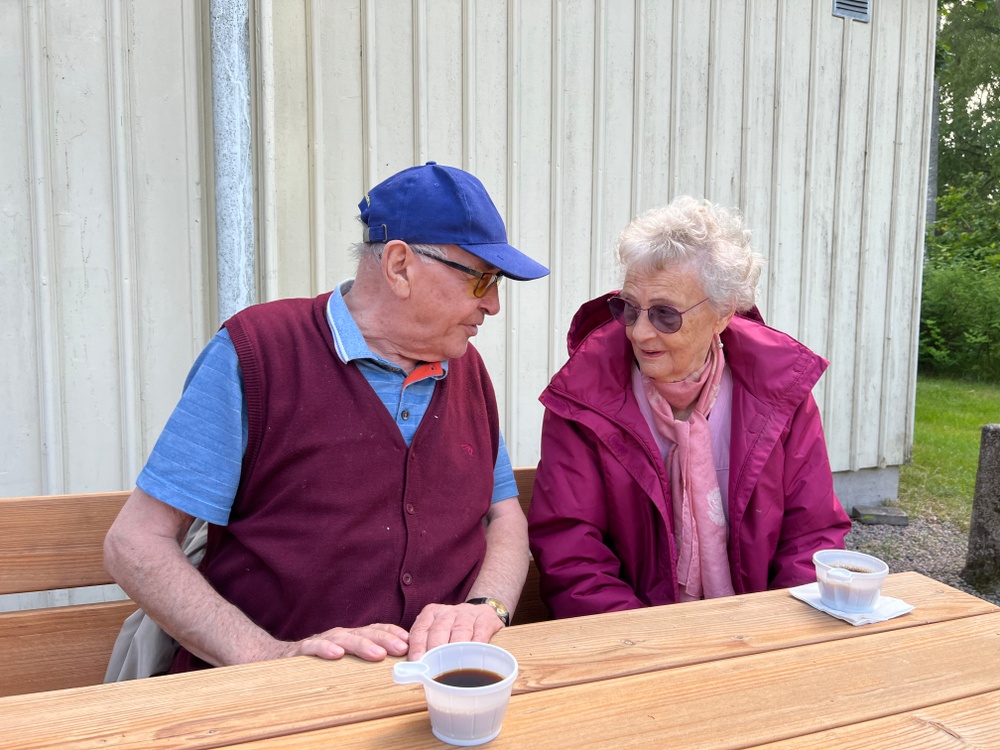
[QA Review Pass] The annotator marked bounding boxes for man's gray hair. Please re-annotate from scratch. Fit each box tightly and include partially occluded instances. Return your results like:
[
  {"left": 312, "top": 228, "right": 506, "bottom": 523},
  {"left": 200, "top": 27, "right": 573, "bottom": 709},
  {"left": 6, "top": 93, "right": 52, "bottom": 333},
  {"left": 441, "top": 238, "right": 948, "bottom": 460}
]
[
  {"left": 614, "top": 196, "right": 764, "bottom": 314},
  {"left": 352, "top": 241, "right": 448, "bottom": 264}
]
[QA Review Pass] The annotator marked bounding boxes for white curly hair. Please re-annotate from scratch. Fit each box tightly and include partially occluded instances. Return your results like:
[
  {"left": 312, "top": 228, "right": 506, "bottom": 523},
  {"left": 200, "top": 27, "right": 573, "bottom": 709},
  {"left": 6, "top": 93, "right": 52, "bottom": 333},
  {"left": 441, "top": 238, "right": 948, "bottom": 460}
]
[{"left": 614, "top": 196, "right": 764, "bottom": 314}]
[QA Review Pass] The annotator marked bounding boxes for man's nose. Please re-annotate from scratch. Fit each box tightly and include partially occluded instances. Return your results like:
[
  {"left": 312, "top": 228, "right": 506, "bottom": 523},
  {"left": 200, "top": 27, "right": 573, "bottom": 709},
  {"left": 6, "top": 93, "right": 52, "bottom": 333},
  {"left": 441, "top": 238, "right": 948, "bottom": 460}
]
[{"left": 480, "top": 283, "right": 501, "bottom": 316}]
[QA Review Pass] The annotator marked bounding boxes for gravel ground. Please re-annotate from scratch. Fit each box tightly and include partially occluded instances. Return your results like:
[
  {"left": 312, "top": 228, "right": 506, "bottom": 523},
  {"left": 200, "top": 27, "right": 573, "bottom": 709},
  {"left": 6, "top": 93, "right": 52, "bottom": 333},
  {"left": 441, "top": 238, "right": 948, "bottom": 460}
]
[{"left": 844, "top": 515, "right": 1000, "bottom": 606}]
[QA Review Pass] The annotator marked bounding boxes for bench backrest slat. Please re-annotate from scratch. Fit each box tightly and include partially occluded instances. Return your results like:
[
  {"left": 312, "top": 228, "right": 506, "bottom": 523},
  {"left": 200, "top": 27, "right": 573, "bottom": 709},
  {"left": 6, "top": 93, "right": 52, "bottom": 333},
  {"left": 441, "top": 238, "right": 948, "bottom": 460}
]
[
  {"left": 0, "top": 600, "right": 139, "bottom": 697},
  {"left": 0, "top": 491, "right": 130, "bottom": 595}
]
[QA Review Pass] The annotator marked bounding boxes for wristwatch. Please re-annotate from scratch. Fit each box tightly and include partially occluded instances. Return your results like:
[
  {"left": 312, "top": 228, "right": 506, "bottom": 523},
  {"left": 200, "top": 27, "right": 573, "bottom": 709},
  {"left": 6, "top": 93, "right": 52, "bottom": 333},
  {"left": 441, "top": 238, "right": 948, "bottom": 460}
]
[{"left": 467, "top": 596, "right": 510, "bottom": 626}]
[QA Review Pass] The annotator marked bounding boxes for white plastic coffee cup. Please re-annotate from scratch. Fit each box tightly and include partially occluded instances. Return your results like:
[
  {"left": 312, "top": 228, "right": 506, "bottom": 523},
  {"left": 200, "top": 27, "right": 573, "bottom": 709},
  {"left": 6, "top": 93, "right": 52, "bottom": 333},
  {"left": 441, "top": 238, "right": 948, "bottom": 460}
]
[
  {"left": 393, "top": 642, "right": 518, "bottom": 746},
  {"left": 813, "top": 549, "right": 889, "bottom": 613}
]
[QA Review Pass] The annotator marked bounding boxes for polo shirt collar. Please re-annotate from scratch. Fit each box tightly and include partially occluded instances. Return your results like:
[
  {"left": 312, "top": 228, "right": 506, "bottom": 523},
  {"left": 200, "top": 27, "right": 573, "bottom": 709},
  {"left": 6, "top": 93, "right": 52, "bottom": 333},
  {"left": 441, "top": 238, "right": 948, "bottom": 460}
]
[{"left": 326, "top": 280, "right": 449, "bottom": 376}]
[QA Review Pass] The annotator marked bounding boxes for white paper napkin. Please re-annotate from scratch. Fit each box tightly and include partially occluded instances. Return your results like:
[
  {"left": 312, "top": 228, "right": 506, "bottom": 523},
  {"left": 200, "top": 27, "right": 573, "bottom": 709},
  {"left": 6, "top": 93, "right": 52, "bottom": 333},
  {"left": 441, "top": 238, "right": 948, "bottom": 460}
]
[{"left": 788, "top": 582, "right": 914, "bottom": 626}]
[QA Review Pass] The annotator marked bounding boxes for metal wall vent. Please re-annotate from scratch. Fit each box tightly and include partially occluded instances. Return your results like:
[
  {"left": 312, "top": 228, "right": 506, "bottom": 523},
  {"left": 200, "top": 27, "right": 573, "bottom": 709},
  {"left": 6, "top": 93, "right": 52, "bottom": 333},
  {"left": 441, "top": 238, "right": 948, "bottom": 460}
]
[{"left": 833, "top": 0, "right": 871, "bottom": 23}]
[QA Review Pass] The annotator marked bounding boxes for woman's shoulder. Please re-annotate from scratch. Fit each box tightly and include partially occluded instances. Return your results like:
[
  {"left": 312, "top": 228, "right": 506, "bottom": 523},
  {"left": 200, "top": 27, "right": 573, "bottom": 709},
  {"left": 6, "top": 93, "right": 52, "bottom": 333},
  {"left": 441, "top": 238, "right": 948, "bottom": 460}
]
[{"left": 723, "top": 316, "right": 829, "bottom": 398}]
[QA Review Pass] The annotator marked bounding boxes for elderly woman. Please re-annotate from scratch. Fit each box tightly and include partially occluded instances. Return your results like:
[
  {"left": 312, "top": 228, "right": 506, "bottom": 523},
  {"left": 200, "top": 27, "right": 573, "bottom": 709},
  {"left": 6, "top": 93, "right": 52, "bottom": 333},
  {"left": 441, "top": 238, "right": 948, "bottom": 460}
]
[{"left": 528, "top": 197, "right": 851, "bottom": 618}]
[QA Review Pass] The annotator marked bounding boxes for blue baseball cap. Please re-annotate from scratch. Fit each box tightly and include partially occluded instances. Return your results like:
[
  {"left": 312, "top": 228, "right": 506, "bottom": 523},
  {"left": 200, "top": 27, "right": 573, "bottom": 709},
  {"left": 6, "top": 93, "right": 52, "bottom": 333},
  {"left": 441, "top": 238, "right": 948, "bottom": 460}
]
[{"left": 359, "top": 162, "right": 549, "bottom": 281}]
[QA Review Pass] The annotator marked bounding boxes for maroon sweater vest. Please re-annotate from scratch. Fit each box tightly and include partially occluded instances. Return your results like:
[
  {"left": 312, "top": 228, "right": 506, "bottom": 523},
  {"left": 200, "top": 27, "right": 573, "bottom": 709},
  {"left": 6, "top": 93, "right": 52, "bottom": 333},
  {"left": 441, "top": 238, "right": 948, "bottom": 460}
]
[{"left": 172, "top": 293, "right": 499, "bottom": 672}]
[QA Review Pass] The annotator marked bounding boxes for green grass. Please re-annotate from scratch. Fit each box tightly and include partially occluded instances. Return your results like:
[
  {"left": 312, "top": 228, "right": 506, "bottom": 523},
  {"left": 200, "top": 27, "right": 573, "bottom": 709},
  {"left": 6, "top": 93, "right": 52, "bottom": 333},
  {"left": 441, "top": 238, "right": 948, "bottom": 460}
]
[{"left": 898, "top": 376, "right": 1000, "bottom": 530}]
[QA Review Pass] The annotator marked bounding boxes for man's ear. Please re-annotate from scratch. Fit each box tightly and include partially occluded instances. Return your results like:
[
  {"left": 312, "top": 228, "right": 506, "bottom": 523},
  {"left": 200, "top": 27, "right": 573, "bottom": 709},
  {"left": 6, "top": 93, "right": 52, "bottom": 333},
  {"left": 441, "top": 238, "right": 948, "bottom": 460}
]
[{"left": 382, "top": 240, "right": 413, "bottom": 299}]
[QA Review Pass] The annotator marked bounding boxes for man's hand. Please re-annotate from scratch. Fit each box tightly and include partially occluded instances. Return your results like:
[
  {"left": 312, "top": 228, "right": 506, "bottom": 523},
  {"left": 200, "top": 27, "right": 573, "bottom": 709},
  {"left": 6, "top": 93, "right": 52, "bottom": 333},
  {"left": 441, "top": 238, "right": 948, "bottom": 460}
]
[
  {"left": 407, "top": 602, "right": 505, "bottom": 661},
  {"left": 283, "top": 623, "right": 410, "bottom": 662}
]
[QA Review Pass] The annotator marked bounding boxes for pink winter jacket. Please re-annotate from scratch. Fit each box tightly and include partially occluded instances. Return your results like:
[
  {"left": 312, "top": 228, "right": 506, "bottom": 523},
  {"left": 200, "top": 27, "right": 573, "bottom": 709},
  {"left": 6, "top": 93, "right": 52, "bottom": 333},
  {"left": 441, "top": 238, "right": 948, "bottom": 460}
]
[{"left": 527, "top": 293, "right": 851, "bottom": 619}]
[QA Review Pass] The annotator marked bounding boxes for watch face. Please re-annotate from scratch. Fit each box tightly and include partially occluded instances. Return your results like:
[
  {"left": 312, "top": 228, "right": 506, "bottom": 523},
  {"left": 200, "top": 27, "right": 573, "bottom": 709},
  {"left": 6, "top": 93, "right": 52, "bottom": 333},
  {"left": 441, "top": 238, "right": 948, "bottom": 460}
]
[{"left": 469, "top": 597, "right": 509, "bottom": 623}]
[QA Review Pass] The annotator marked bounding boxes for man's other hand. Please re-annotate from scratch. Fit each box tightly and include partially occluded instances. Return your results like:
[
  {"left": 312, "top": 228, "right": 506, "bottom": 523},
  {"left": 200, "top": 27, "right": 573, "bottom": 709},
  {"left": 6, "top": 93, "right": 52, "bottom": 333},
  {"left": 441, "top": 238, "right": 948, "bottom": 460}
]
[
  {"left": 286, "top": 623, "right": 409, "bottom": 661},
  {"left": 407, "top": 602, "right": 505, "bottom": 661}
]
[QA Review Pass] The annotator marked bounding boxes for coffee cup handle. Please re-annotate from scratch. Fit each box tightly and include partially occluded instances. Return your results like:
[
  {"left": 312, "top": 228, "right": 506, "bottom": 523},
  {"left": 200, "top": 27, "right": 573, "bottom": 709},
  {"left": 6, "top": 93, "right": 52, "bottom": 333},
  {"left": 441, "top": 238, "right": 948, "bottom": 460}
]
[{"left": 393, "top": 661, "right": 432, "bottom": 686}]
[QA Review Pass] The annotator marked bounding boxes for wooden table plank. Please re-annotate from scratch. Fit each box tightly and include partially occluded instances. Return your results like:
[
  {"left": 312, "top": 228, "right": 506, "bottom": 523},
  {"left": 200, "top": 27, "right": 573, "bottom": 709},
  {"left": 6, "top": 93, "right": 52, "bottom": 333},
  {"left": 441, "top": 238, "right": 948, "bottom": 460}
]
[
  {"left": 0, "top": 573, "right": 991, "bottom": 750},
  {"left": 750, "top": 689, "right": 1000, "bottom": 748},
  {"left": 494, "top": 572, "right": 996, "bottom": 692},
  {"left": 225, "top": 612, "right": 1000, "bottom": 750}
]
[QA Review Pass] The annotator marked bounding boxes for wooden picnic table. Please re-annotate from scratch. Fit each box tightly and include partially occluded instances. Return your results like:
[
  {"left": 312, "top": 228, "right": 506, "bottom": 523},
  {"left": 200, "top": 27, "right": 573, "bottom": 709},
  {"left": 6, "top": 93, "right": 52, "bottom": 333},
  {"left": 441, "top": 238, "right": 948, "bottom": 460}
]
[{"left": 1, "top": 572, "right": 997, "bottom": 749}]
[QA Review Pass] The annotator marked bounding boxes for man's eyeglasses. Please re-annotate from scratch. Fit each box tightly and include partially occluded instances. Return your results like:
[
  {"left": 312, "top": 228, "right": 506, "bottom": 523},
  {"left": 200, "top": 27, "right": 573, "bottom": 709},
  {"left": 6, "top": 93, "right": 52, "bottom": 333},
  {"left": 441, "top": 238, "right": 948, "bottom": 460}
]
[
  {"left": 412, "top": 248, "right": 504, "bottom": 298},
  {"left": 608, "top": 295, "right": 709, "bottom": 334}
]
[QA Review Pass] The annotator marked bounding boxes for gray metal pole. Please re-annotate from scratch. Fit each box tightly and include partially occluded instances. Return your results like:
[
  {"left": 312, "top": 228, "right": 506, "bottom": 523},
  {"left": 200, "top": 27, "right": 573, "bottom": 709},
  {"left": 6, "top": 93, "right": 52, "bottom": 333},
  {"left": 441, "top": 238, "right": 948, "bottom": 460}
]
[{"left": 210, "top": 0, "right": 255, "bottom": 324}]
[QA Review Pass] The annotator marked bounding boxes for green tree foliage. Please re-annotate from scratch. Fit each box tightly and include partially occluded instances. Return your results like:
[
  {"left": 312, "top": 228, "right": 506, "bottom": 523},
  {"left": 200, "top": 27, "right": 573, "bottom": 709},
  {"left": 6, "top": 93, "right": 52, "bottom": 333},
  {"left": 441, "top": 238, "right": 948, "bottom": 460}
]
[
  {"left": 936, "top": 0, "right": 1000, "bottom": 196},
  {"left": 926, "top": 174, "right": 1000, "bottom": 271},
  {"left": 920, "top": 1, "right": 1000, "bottom": 382},
  {"left": 921, "top": 174, "right": 1000, "bottom": 380}
]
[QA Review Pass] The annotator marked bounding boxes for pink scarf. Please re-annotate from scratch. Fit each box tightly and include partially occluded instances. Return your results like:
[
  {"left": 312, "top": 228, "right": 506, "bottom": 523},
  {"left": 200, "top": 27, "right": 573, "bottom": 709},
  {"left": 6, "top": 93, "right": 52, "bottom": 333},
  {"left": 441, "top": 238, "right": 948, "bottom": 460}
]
[{"left": 641, "top": 335, "right": 734, "bottom": 602}]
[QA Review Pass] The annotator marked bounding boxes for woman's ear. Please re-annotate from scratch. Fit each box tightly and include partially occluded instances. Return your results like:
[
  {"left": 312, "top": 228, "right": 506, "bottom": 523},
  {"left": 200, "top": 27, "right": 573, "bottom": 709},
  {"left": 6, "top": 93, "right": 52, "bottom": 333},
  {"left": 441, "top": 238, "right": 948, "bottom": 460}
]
[
  {"left": 713, "top": 310, "right": 735, "bottom": 337},
  {"left": 382, "top": 240, "right": 413, "bottom": 299}
]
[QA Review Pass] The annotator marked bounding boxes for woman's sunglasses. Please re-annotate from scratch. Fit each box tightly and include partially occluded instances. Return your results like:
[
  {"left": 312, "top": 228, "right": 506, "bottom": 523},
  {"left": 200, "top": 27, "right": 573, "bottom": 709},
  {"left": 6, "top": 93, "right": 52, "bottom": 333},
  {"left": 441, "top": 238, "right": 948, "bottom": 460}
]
[{"left": 608, "top": 295, "right": 708, "bottom": 334}]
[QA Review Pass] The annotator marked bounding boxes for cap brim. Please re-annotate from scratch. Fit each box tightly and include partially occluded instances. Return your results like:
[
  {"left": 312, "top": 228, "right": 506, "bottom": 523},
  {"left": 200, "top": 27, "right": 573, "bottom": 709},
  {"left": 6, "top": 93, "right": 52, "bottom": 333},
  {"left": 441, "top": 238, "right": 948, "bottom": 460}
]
[{"left": 458, "top": 242, "right": 550, "bottom": 281}]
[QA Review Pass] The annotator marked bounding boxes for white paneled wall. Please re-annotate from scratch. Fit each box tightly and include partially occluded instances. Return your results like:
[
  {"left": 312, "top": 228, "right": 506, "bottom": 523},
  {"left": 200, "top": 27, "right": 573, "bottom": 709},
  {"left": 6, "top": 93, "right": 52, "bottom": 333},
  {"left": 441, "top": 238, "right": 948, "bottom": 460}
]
[
  {"left": 267, "top": 0, "right": 934, "bottom": 476},
  {"left": 2, "top": 0, "right": 209, "bottom": 611},
  {"left": 2, "top": 0, "right": 934, "bottom": 505},
  {"left": 3, "top": 1, "right": 211, "bottom": 498}
]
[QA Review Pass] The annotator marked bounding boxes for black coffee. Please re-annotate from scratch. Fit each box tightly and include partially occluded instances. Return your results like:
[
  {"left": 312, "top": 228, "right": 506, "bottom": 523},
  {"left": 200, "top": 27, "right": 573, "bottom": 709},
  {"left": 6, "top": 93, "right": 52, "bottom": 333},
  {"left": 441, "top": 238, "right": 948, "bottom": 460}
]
[
  {"left": 832, "top": 564, "right": 874, "bottom": 574},
  {"left": 434, "top": 668, "right": 504, "bottom": 688}
]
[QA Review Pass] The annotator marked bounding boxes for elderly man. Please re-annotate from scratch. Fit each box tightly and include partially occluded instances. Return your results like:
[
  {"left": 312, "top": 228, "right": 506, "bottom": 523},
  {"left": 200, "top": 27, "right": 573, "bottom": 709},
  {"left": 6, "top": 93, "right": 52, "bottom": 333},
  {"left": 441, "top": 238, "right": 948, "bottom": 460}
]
[{"left": 104, "top": 162, "right": 549, "bottom": 673}]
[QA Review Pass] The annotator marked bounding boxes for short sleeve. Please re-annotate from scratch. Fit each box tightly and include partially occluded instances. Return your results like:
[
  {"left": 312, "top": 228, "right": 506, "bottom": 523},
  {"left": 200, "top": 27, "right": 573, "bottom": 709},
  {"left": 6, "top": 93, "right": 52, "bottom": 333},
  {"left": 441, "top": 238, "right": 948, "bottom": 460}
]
[{"left": 136, "top": 330, "right": 246, "bottom": 525}]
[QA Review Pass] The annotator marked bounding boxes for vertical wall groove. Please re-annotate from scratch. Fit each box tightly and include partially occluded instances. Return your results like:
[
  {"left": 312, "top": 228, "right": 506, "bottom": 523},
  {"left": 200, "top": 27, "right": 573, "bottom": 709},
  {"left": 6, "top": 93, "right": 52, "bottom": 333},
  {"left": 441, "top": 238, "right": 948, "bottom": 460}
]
[
  {"left": 548, "top": 0, "right": 563, "bottom": 377},
  {"left": 800, "top": 5, "right": 820, "bottom": 341},
  {"left": 361, "top": 0, "right": 377, "bottom": 186},
  {"left": 506, "top": 0, "right": 522, "bottom": 444},
  {"left": 737, "top": 10, "right": 751, "bottom": 209},
  {"left": 850, "top": 17, "right": 878, "bottom": 468},
  {"left": 705, "top": 0, "right": 719, "bottom": 197},
  {"left": 306, "top": 0, "right": 325, "bottom": 295},
  {"left": 107, "top": 0, "right": 141, "bottom": 486},
  {"left": 413, "top": 0, "right": 427, "bottom": 163},
  {"left": 183, "top": 1, "right": 211, "bottom": 348},
  {"left": 462, "top": 2, "right": 476, "bottom": 169},
  {"left": 669, "top": 6, "right": 682, "bottom": 199},
  {"left": 880, "top": 14, "right": 907, "bottom": 466},
  {"left": 590, "top": 0, "right": 607, "bottom": 295},
  {"left": 906, "top": 0, "right": 937, "bottom": 460},
  {"left": 630, "top": 0, "right": 644, "bottom": 216},
  {"left": 768, "top": 1, "right": 784, "bottom": 324},
  {"left": 25, "top": 0, "right": 63, "bottom": 494},
  {"left": 823, "top": 22, "right": 850, "bottom": 451},
  {"left": 255, "top": 0, "right": 279, "bottom": 301}
]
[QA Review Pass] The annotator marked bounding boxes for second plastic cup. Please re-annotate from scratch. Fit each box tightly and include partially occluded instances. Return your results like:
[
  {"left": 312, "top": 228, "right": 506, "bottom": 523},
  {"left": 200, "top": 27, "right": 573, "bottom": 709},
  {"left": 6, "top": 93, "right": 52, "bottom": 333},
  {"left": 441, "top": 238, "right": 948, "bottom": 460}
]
[
  {"left": 813, "top": 549, "right": 889, "bottom": 613},
  {"left": 393, "top": 642, "right": 518, "bottom": 746}
]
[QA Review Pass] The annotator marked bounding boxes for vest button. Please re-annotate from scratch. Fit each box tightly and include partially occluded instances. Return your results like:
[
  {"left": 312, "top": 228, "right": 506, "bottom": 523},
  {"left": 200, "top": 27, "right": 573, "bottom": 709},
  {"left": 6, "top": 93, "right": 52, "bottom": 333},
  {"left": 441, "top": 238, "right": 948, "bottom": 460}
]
[
  {"left": 406, "top": 503, "right": 415, "bottom": 514},
  {"left": 402, "top": 573, "right": 413, "bottom": 585}
]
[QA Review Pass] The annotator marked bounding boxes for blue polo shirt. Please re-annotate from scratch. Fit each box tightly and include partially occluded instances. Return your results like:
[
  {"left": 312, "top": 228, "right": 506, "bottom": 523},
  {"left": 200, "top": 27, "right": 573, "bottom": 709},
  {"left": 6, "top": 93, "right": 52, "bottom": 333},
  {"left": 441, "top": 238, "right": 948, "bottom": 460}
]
[{"left": 137, "top": 282, "right": 517, "bottom": 524}]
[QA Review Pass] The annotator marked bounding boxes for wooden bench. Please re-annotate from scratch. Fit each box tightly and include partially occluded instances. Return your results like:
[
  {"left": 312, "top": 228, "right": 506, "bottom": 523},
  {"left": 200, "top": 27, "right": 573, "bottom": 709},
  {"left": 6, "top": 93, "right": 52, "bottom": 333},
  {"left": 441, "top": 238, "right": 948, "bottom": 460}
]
[
  {"left": 0, "top": 467, "right": 548, "bottom": 697},
  {"left": 0, "top": 490, "right": 137, "bottom": 697},
  {"left": 512, "top": 465, "right": 550, "bottom": 626}
]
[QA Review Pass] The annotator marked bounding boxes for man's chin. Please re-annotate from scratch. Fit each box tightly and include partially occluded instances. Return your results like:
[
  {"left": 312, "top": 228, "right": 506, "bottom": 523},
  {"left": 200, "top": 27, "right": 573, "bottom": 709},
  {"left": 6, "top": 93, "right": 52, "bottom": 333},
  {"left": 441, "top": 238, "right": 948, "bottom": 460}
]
[{"left": 444, "top": 339, "right": 472, "bottom": 360}]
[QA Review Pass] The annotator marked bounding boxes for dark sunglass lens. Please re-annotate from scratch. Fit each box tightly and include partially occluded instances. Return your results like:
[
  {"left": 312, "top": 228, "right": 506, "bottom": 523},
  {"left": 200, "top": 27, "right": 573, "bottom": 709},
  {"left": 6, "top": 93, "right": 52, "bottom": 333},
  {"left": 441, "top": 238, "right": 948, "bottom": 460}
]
[
  {"left": 608, "top": 298, "right": 638, "bottom": 326},
  {"left": 649, "top": 305, "right": 682, "bottom": 333}
]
